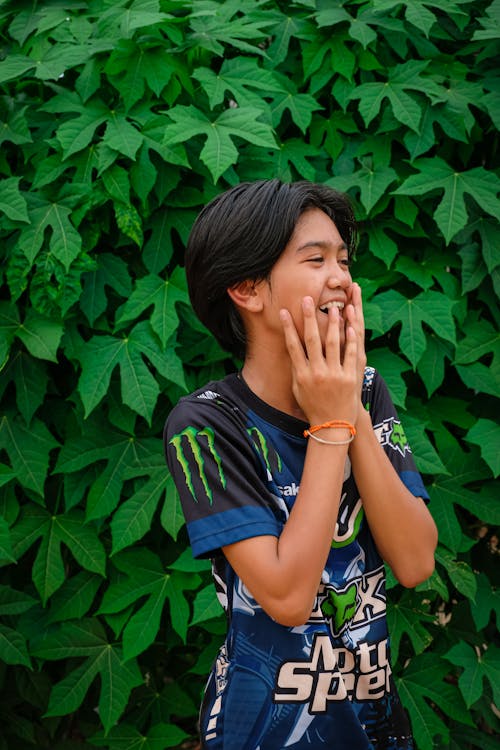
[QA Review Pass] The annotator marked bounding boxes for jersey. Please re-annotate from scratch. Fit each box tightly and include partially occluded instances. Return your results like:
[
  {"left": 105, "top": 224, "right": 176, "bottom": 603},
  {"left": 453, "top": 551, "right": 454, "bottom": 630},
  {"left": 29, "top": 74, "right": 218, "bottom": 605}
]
[{"left": 164, "top": 368, "right": 429, "bottom": 750}]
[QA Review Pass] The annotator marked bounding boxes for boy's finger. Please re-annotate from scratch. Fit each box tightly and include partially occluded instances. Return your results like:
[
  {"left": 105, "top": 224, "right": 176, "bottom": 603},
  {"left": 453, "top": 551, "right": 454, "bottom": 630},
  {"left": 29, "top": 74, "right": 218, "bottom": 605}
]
[
  {"left": 301, "top": 297, "right": 323, "bottom": 363},
  {"left": 324, "top": 304, "right": 341, "bottom": 367},
  {"left": 280, "top": 308, "right": 307, "bottom": 366},
  {"left": 342, "top": 323, "right": 358, "bottom": 369}
]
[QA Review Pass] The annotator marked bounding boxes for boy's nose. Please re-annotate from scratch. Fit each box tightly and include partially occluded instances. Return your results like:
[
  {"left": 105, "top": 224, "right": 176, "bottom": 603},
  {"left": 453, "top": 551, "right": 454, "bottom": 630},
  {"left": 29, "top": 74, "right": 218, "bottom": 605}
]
[{"left": 327, "top": 267, "right": 351, "bottom": 288}]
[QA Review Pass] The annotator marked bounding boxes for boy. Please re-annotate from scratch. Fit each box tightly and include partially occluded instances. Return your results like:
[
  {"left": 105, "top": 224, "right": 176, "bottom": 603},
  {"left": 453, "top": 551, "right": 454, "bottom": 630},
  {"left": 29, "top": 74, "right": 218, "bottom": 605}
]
[{"left": 164, "top": 179, "right": 437, "bottom": 750}]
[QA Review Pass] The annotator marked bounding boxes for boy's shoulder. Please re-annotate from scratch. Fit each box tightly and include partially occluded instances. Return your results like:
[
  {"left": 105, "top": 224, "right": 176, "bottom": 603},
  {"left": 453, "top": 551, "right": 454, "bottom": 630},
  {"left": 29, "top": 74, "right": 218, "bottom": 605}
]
[{"left": 165, "top": 373, "right": 246, "bottom": 433}]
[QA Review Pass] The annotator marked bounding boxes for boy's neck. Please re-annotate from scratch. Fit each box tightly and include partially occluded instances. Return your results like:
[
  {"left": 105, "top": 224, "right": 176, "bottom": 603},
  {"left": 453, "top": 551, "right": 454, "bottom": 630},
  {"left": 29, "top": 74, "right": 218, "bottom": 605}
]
[{"left": 240, "top": 357, "right": 306, "bottom": 421}]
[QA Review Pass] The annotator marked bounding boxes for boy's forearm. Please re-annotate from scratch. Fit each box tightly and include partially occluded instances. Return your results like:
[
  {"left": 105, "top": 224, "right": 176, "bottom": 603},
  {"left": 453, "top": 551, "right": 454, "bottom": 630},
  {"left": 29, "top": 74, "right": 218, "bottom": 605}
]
[
  {"left": 349, "top": 409, "right": 437, "bottom": 587},
  {"left": 224, "top": 437, "right": 350, "bottom": 626}
]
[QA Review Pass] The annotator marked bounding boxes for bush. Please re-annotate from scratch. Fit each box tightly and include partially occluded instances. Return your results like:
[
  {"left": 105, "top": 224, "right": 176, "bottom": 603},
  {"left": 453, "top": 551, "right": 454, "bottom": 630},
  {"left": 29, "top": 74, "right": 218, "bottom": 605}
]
[{"left": 0, "top": 1, "right": 498, "bottom": 748}]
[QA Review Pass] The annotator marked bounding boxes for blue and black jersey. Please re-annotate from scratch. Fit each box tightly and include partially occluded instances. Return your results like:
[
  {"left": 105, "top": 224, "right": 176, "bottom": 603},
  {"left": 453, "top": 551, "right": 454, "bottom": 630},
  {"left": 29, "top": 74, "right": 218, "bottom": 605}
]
[{"left": 164, "top": 368, "right": 429, "bottom": 750}]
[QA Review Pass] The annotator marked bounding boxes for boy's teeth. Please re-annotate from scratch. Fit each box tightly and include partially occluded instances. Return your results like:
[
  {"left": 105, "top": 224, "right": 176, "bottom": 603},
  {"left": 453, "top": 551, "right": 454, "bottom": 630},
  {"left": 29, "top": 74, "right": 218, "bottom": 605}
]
[{"left": 320, "top": 301, "right": 344, "bottom": 313}]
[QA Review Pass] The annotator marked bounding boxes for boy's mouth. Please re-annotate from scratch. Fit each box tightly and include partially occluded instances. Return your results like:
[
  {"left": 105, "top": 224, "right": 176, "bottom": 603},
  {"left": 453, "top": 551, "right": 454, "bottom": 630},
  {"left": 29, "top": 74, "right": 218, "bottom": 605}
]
[{"left": 319, "top": 300, "right": 345, "bottom": 314}]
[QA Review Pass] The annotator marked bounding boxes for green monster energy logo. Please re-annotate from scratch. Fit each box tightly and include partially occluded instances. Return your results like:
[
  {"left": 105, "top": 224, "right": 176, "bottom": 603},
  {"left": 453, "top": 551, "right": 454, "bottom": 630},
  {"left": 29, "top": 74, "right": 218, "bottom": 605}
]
[
  {"left": 169, "top": 426, "right": 226, "bottom": 504},
  {"left": 321, "top": 583, "right": 358, "bottom": 633},
  {"left": 247, "top": 426, "right": 282, "bottom": 475}
]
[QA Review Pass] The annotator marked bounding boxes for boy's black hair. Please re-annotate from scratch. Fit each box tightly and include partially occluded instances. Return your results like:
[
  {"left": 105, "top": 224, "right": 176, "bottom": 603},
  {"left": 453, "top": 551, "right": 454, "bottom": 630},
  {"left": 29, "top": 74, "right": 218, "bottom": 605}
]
[{"left": 185, "top": 179, "right": 358, "bottom": 359}]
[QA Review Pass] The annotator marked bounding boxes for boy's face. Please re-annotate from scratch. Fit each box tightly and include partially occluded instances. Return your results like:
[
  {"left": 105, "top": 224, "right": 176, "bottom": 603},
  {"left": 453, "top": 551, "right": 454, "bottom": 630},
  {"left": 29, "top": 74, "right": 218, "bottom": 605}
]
[{"left": 260, "top": 207, "right": 353, "bottom": 352}]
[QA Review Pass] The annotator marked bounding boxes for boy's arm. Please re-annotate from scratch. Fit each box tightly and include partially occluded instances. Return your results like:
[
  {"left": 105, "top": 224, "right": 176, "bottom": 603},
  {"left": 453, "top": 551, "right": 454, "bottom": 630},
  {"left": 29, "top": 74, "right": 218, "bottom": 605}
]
[
  {"left": 347, "top": 283, "right": 437, "bottom": 586},
  {"left": 223, "top": 298, "right": 359, "bottom": 627},
  {"left": 348, "top": 410, "right": 437, "bottom": 587}
]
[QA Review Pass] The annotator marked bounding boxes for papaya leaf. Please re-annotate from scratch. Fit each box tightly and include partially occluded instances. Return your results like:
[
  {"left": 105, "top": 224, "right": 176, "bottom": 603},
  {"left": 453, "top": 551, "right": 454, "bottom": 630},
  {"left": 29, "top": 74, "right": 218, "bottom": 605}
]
[
  {"left": 193, "top": 57, "right": 286, "bottom": 109},
  {"left": 445, "top": 642, "right": 500, "bottom": 708},
  {"left": 327, "top": 164, "right": 398, "bottom": 212},
  {"left": 111, "top": 469, "right": 168, "bottom": 555},
  {"left": 386, "top": 591, "right": 434, "bottom": 664},
  {"left": 80, "top": 256, "right": 131, "bottom": 326},
  {"left": 393, "top": 157, "right": 500, "bottom": 243},
  {"left": 190, "top": 584, "right": 223, "bottom": 627},
  {"left": 114, "top": 270, "right": 189, "bottom": 348},
  {"left": 0, "top": 623, "right": 32, "bottom": 667},
  {"left": 470, "top": 573, "right": 500, "bottom": 631},
  {"left": 0, "top": 177, "right": 29, "bottom": 223},
  {"left": 375, "top": 289, "right": 456, "bottom": 367},
  {"left": 18, "top": 198, "right": 82, "bottom": 270},
  {"left": 47, "top": 571, "right": 102, "bottom": 624},
  {"left": 89, "top": 722, "right": 188, "bottom": 749},
  {"left": 396, "top": 653, "right": 472, "bottom": 750},
  {"left": 0, "top": 516, "right": 15, "bottom": 563},
  {"left": 77, "top": 334, "right": 159, "bottom": 423},
  {"left": 350, "top": 60, "right": 441, "bottom": 131},
  {"left": 0, "top": 413, "right": 59, "bottom": 496},
  {"left": 0, "top": 584, "right": 37, "bottom": 615},
  {"left": 162, "top": 104, "right": 277, "bottom": 182},
  {"left": 0, "top": 350, "right": 48, "bottom": 424},
  {"left": 435, "top": 548, "right": 477, "bottom": 600},
  {"left": 465, "top": 419, "right": 500, "bottom": 477},
  {"left": 160, "top": 473, "right": 185, "bottom": 541}
]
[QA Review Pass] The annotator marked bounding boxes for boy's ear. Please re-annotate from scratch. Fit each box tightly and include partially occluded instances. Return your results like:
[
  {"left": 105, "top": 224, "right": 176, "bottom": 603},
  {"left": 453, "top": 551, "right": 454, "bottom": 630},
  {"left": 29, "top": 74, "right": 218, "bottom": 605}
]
[{"left": 227, "top": 280, "right": 264, "bottom": 312}]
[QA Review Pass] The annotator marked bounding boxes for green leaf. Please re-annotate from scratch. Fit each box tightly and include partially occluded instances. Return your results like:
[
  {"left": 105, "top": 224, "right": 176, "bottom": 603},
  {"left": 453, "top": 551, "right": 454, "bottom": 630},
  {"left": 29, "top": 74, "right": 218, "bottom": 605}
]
[
  {"left": 115, "top": 270, "right": 189, "bottom": 348},
  {"left": 0, "top": 177, "right": 29, "bottom": 222},
  {"left": 0, "top": 623, "right": 32, "bottom": 667},
  {"left": 80, "top": 253, "right": 132, "bottom": 326},
  {"left": 163, "top": 104, "right": 277, "bottom": 182},
  {"left": 90, "top": 722, "right": 188, "bottom": 749},
  {"left": 0, "top": 516, "right": 15, "bottom": 563},
  {"left": 386, "top": 591, "right": 434, "bottom": 664},
  {"left": 350, "top": 60, "right": 439, "bottom": 131},
  {"left": 327, "top": 164, "right": 398, "bottom": 212},
  {"left": 366, "top": 348, "right": 410, "bottom": 408},
  {"left": 77, "top": 334, "right": 159, "bottom": 423},
  {"left": 190, "top": 584, "right": 222, "bottom": 627},
  {"left": 470, "top": 573, "right": 500, "bottom": 631},
  {"left": 15, "top": 310, "right": 63, "bottom": 362},
  {"left": 454, "top": 319, "right": 499, "bottom": 365},
  {"left": 393, "top": 158, "right": 500, "bottom": 243},
  {"left": 445, "top": 642, "right": 500, "bottom": 708},
  {"left": 18, "top": 199, "right": 82, "bottom": 269},
  {"left": 0, "top": 584, "right": 37, "bottom": 615},
  {"left": 0, "top": 301, "right": 19, "bottom": 365},
  {"left": 0, "top": 413, "right": 59, "bottom": 496},
  {"left": 55, "top": 99, "right": 108, "bottom": 159},
  {"left": 111, "top": 470, "right": 168, "bottom": 554},
  {"left": 472, "top": 0, "right": 500, "bottom": 40},
  {"left": 98, "top": 646, "right": 143, "bottom": 731},
  {"left": 375, "top": 290, "right": 456, "bottom": 367},
  {"left": 103, "top": 113, "right": 143, "bottom": 159},
  {"left": 416, "top": 334, "right": 452, "bottom": 398},
  {"left": 45, "top": 653, "right": 103, "bottom": 717},
  {"left": 47, "top": 571, "right": 102, "bottom": 624},
  {"left": 396, "top": 653, "right": 470, "bottom": 749},
  {"left": 160, "top": 473, "right": 185, "bottom": 541},
  {"left": 465, "top": 419, "right": 500, "bottom": 477},
  {"left": 0, "top": 350, "right": 48, "bottom": 424},
  {"left": 193, "top": 57, "right": 286, "bottom": 109},
  {"left": 435, "top": 548, "right": 477, "bottom": 600},
  {"left": 0, "top": 54, "right": 35, "bottom": 83}
]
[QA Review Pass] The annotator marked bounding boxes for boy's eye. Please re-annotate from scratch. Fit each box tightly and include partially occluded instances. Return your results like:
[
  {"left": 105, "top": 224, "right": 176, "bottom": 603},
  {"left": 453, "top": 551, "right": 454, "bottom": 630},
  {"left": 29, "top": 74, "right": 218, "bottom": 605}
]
[
  {"left": 307, "top": 256, "right": 324, "bottom": 263},
  {"left": 340, "top": 257, "right": 351, "bottom": 267}
]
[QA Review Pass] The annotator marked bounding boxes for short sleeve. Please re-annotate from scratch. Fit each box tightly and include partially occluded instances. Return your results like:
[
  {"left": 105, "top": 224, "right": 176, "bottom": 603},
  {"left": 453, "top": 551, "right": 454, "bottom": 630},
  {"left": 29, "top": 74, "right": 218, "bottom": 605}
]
[
  {"left": 164, "top": 395, "right": 282, "bottom": 558},
  {"left": 363, "top": 368, "right": 430, "bottom": 502}
]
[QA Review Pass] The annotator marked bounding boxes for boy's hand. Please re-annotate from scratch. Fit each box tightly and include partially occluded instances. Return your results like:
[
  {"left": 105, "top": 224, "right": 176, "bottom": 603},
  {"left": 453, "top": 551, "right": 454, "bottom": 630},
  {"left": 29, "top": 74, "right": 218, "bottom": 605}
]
[{"left": 280, "top": 296, "right": 359, "bottom": 427}]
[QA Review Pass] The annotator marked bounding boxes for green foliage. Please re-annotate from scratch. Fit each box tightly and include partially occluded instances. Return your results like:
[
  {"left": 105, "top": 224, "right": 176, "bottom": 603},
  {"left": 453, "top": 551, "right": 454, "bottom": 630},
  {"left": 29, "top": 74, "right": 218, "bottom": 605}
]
[{"left": 0, "top": 0, "right": 498, "bottom": 747}]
